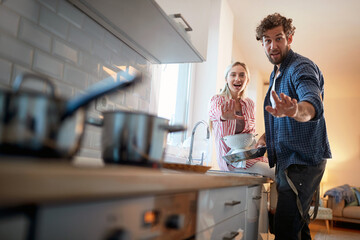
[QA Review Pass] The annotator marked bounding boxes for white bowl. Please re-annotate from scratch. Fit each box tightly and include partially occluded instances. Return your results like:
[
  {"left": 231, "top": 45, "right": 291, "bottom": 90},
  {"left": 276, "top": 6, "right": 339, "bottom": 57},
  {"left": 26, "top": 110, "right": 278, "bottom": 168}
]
[{"left": 222, "top": 133, "right": 256, "bottom": 150}]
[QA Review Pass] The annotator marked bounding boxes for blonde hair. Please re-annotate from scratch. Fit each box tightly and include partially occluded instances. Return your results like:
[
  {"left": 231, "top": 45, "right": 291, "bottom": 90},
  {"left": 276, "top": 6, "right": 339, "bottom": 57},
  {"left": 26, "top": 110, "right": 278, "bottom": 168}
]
[{"left": 209, "top": 61, "right": 250, "bottom": 131}]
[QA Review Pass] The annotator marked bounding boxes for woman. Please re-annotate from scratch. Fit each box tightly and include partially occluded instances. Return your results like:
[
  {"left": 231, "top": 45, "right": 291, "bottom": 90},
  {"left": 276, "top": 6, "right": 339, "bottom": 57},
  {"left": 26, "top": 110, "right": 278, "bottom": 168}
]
[{"left": 208, "top": 62, "right": 274, "bottom": 178}]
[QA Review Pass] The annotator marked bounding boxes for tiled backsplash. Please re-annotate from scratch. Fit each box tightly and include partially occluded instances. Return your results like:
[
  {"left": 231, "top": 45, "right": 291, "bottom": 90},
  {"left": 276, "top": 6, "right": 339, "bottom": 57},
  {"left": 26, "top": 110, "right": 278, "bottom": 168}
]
[{"left": 0, "top": 0, "right": 153, "bottom": 159}]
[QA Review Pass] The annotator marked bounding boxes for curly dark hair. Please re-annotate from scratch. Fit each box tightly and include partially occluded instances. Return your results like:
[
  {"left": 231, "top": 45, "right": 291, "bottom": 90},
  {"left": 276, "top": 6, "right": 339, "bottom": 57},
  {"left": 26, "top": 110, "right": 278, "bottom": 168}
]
[{"left": 255, "top": 13, "right": 296, "bottom": 41}]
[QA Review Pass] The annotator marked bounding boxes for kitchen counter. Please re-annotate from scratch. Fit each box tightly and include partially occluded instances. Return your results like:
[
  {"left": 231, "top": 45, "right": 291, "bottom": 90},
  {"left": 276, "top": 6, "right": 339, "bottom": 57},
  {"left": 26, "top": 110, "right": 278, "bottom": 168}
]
[{"left": 0, "top": 158, "right": 270, "bottom": 208}]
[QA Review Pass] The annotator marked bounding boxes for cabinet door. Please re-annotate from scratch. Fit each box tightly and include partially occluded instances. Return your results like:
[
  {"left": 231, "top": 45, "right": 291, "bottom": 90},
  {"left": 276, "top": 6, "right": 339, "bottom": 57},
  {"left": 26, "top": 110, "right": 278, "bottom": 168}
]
[
  {"left": 68, "top": 0, "right": 204, "bottom": 63},
  {"left": 197, "top": 186, "right": 247, "bottom": 232},
  {"left": 246, "top": 185, "right": 262, "bottom": 240},
  {"left": 196, "top": 211, "right": 245, "bottom": 240},
  {"left": 155, "top": 0, "right": 210, "bottom": 59}
]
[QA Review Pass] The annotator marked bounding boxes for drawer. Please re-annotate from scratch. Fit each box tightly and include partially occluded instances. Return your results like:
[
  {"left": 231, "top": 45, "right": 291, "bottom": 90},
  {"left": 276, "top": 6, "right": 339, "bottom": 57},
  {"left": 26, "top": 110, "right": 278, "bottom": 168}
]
[
  {"left": 196, "top": 211, "right": 245, "bottom": 240},
  {"left": 197, "top": 186, "right": 247, "bottom": 232}
]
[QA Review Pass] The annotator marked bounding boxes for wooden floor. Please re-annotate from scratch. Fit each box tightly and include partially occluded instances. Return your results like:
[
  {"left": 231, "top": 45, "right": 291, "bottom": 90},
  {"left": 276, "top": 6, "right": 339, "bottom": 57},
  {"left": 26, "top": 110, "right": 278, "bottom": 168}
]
[{"left": 309, "top": 220, "right": 360, "bottom": 239}]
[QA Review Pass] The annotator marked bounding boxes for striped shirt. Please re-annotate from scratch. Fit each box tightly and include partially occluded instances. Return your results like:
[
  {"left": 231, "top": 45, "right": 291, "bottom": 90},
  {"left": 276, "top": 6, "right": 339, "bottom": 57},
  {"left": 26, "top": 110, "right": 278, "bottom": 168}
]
[
  {"left": 209, "top": 95, "right": 268, "bottom": 171},
  {"left": 264, "top": 49, "right": 332, "bottom": 170}
]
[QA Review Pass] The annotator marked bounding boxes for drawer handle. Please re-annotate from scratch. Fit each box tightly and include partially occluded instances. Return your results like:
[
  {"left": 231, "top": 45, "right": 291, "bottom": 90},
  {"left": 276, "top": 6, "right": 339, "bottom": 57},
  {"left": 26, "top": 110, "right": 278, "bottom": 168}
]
[
  {"left": 252, "top": 196, "right": 262, "bottom": 200},
  {"left": 224, "top": 200, "right": 241, "bottom": 206},
  {"left": 174, "top": 13, "right": 193, "bottom": 31},
  {"left": 222, "top": 231, "right": 239, "bottom": 240}
]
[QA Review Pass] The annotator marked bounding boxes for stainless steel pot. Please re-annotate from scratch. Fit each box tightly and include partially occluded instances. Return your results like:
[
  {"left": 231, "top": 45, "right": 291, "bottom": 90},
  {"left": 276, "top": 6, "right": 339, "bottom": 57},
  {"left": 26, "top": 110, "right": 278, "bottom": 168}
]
[
  {"left": 0, "top": 72, "right": 139, "bottom": 159},
  {"left": 100, "top": 111, "right": 185, "bottom": 167}
]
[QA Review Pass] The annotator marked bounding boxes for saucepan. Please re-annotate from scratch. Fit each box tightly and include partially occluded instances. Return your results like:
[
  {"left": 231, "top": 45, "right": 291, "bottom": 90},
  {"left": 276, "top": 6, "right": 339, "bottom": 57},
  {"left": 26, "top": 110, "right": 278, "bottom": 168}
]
[
  {"left": 0, "top": 72, "right": 140, "bottom": 159},
  {"left": 89, "top": 111, "right": 186, "bottom": 168}
]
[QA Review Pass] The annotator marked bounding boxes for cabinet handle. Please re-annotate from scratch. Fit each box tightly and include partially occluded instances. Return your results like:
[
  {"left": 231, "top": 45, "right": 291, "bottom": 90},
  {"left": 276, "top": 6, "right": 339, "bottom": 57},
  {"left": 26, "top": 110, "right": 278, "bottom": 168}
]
[
  {"left": 252, "top": 196, "right": 262, "bottom": 200},
  {"left": 224, "top": 200, "right": 241, "bottom": 206},
  {"left": 222, "top": 231, "right": 239, "bottom": 240},
  {"left": 173, "top": 13, "right": 193, "bottom": 31}
]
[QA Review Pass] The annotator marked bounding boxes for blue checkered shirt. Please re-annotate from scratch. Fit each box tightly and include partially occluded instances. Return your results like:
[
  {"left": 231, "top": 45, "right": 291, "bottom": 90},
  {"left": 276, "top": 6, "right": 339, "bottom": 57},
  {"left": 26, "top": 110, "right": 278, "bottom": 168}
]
[{"left": 264, "top": 49, "right": 332, "bottom": 170}]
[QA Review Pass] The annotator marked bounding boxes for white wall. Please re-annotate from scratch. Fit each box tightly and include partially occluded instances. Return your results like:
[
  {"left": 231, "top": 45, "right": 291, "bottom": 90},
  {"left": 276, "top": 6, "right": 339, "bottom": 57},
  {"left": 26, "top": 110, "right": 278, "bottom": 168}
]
[{"left": 189, "top": 0, "right": 235, "bottom": 169}]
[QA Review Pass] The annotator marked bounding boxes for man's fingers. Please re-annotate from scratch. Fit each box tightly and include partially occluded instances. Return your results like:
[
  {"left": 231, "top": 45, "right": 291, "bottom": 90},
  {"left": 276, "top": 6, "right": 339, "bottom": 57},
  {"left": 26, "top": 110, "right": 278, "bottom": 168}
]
[{"left": 272, "top": 91, "right": 281, "bottom": 103}]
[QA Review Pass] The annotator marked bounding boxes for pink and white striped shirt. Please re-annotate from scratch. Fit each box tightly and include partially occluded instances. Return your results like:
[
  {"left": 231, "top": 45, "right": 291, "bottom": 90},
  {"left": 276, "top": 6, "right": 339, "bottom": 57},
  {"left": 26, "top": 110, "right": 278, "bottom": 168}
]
[{"left": 208, "top": 95, "right": 268, "bottom": 171}]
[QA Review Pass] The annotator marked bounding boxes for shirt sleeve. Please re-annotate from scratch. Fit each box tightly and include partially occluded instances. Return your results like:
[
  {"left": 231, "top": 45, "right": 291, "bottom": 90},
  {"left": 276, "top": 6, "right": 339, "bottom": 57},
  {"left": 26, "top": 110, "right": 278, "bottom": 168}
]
[
  {"left": 209, "top": 95, "right": 224, "bottom": 122},
  {"left": 242, "top": 98, "right": 256, "bottom": 133},
  {"left": 292, "top": 62, "right": 324, "bottom": 121}
]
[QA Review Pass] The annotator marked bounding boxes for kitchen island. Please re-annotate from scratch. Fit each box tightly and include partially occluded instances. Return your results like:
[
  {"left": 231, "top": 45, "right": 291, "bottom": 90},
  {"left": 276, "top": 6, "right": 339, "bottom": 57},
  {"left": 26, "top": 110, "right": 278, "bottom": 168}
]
[{"left": 0, "top": 159, "right": 271, "bottom": 240}]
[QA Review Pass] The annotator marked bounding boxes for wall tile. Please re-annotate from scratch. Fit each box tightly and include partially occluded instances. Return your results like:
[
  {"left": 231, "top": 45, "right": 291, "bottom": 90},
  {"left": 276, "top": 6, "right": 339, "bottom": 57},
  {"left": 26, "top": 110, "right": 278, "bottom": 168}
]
[
  {"left": 78, "top": 51, "right": 101, "bottom": 77},
  {"left": 125, "top": 92, "right": 138, "bottom": 110},
  {"left": 38, "top": 0, "right": 58, "bottom": 12},
  {"left": 92, "top": 39, "right": 111, "bottom": 64},
  {"left": 0, "top": 58, "right": 12, "bottom": 86},
  {"left": 83, "top": 17, "right": 105, "bottom": 42},
  {"left": 19, "top": 19, "right": 51, "bottom": 52},
  {"left": 12, "top": 65, "right": 45, "bottom": 92},
  {"left": 104, "top": 32, "right": 123, "bottom": 55},
  {"left": 39, "top": 6, "right": 68, "bottom": 39},
  {"left": 54, "top": 79, "right": 74, "bottom": 98},
  {"left": 68, "top": 25, "right": 92, "bottom": 53},
  {"left": 3, "top": 0, "right": 39, "bottom": 23},
  {"left": 0, "top": 34, "right": 33, "bottom": 67},
  {"left": 53, "top": 38, "right": 78, "bottom": 64},
  {"left": 0, "top": 5, "right": 20, "bottom": 36},
  {"left": 63, "top": 64, "right": 87, "bottom": 89},
  {"left": 58, "top": 0, "right": 84, "bottom": 29},
  {"left": 33, "top": 50, "right": 64, "bottom": 79}
]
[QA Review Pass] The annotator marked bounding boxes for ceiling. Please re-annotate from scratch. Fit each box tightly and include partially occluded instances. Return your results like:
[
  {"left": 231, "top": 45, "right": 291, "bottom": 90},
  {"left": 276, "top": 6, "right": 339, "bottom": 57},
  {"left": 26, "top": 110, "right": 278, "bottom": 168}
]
[{"left": 227, "top": 0, "right": 360, "bottom": 96}]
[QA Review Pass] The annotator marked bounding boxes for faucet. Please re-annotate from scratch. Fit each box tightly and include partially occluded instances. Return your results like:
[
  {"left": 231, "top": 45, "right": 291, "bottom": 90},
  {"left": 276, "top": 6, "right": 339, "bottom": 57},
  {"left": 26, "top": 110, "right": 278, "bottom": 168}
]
[{"left": 187, "top": 120, "right": 210, "bottom": 165}]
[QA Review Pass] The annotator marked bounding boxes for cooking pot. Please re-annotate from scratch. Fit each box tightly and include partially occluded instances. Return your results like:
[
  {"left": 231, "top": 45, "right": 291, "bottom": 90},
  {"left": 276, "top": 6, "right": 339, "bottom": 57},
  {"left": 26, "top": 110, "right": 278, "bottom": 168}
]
[
  {"left": 98, "top": 111, "right": 186, "bottom": 167},
  {"left": 0, "top": 72, "right": 139, "bottom": 159}
]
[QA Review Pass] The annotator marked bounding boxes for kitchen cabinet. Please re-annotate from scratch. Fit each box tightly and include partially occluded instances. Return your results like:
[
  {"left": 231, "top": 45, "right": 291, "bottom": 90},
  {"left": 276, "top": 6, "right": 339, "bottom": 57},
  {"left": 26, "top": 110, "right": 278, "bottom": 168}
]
[
  {"left": 245, "top": 185, "right": 262, "bottom": 240},
  {"left": 196, "top": 186, "right": 247, "bottom": 239},
  {"left": 67, "top": 0, "right": 206, "bottom": 63},
  {"left": 155, "top": 0, "right": 210, "bottom": 60}
]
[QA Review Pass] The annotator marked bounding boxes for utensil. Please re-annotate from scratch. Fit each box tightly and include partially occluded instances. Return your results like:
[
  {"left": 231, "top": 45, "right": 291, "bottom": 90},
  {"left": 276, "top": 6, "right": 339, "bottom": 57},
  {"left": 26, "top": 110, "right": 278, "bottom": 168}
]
[
  {"left": 98, "top": 111, "right": 186, "bottom": 168},
  {"left": 221, "top": 133, "right": 257, "bottom": 150},
  {"left": 222, "top": 147, "right": 267, "bottom": 166},
  {"left": 0, "top": 72, "right": 140, "bottom": 159}
]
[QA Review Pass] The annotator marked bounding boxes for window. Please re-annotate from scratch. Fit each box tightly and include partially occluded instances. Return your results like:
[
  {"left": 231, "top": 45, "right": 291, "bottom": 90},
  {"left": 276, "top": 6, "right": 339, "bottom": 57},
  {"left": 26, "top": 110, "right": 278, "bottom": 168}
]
[{"left": 157, "top": 63, "right": 192, "bottom": 145}]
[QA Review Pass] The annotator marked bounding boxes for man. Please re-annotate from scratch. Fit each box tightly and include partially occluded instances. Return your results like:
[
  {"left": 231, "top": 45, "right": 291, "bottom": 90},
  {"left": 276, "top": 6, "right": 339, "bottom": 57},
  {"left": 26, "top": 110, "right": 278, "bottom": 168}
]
[{"left": 255, "top": 13, "right": 332, "bottom": 239}]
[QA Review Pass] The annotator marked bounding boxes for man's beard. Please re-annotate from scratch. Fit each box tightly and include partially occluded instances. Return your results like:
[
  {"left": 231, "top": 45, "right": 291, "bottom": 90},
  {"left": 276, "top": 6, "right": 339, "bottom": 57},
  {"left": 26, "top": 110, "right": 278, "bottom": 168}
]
[{"left": 266, "top": 46, "right": 289, "bottom": 65}]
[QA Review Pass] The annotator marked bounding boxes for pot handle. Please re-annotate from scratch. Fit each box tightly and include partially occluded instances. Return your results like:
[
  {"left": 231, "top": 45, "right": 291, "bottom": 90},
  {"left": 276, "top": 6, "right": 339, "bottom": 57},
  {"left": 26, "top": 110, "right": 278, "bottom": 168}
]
[
  {"left": 159, "top": 124, "right": 186, "bottom": 133},
  {"left": 13, "top": 73, "right": 56, "bottom": 96}
]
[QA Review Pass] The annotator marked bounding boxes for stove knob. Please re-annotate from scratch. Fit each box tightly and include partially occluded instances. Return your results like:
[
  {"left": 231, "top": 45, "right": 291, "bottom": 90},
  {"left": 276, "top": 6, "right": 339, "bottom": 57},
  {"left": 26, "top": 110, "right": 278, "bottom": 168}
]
[
  {"left": 104, "top": 229, "right": 131, "bottom": 240},
  {"left": 165, "top": 214, "right": 184, "bottom": 229}
]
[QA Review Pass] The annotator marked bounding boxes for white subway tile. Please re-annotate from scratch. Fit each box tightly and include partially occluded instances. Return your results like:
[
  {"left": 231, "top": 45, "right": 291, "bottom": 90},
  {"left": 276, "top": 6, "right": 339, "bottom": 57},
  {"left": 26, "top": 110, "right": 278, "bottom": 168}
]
[
  {"left": 19, "top": 19, "right": 51, "bottom": 52},
  {"left": 0, "top": 58, "right": 12, "bottom": 86},
  {"left": 104, "top": 32, "right": 123, "bottom": 55},
  {"left": 53, "top": 79, "right": 73, "bottom": 98},
  {"left": 33, "top": 50, "right": 64, "bottom": 79},
  {"left": 58, "top": 0, "right": 84, "bottom": 29},
  {"left": 138, "top": 98, "right": 150, "bottom": 112},
  {"left": 125, "top": 92, "right": 138, "bottom": 110},
  {"left": 108, "top": 91, "right": 125, "bottom": 105},
  {"left": 79, "top": 51, "right": 100, "bottom": 77},
  {"left": 39, "top": 6, "right": 68, "bottom": 39},
  {"left": 12, "top": 65, "right": 45, "bottom": 93},
  {"left": 111, "top": 54, "right": 129, "bottom": 69},
  {"left": 68, "top": 25, "right": 92, "bottom": 52},
  {"left": 83, "top": 17, "right": 105, "bottom": 41},
  {"left": 0, "top": 34, "right": 33, "bottom": 67},
  {"left": 63, "top": 64, "right": 87, "bottom": 89},
  {"left": 92, "top": 39, "right": 111, "bottom": 64},
  {"left": 3, "top": 0, "right": 40, "bottom": 23},
  {"left": 0, "top": 5, "right": 20, "bottom": 36},
  {"left": 53, "top": 38, "right": 78, "bottom": 64},
  {"left": 38, "top": 0, "right": 58, "bottom": 12}
]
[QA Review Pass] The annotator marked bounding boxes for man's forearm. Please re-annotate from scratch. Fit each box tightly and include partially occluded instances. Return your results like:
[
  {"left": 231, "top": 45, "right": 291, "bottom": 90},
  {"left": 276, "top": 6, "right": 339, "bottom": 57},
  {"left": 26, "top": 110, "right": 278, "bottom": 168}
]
[{"left": 292, "top": 101, "right": 315, "bottom": 122}]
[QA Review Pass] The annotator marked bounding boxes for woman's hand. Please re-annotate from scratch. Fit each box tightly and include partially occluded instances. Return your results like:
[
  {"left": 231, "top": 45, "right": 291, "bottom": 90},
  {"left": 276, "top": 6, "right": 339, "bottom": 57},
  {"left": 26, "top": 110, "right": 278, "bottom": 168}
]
[{"left": 220, "top": 99, "right": 244, "bottom": 121}]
